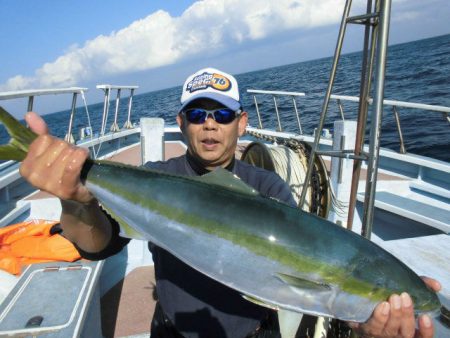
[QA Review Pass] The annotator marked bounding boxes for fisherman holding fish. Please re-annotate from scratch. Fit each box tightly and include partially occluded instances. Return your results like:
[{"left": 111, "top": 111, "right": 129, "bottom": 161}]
[{"left": 17, "top": 68, "right": 441, "bottom": 338}]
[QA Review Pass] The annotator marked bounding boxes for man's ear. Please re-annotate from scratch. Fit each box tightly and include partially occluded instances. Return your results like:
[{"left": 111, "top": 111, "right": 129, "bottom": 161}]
[
  {"left": 238, "top": 111, "right": 248, "bottom": 137},
  {"left": 176, "top": 114, "right": 184, "bottom": 131}
]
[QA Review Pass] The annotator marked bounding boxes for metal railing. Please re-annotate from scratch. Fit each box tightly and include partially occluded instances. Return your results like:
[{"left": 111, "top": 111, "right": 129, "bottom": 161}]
[
  {"left": 247, "top": 89, "right": 306, "bottom": 134},
  {"left": 330, "top": 94, "right": 450, "bottom": 153},
  {"left": 96, "top": 85, "right": 139, "bottom": 135},
  {"left": 0, "top": 87, "right": 89, "bottom": 144},
  {"left": 246, "top": 88, "right": 450, "bottom": 156}
]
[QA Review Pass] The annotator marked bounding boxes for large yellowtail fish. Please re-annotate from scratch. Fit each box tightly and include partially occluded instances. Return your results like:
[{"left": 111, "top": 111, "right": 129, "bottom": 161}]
[{"left": 0, "top": 107, "right": 442, "bottom": 323}]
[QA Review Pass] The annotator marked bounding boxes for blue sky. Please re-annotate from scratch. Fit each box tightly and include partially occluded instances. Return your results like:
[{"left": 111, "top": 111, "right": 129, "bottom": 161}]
[{"left": 1, "top": 0, "right": 449, "bottom": 115}]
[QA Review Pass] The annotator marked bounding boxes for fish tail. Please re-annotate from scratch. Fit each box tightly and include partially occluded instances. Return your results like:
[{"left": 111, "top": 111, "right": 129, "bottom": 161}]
[{"left": 0, "top": 106, "right": 37, "bottom": 161}]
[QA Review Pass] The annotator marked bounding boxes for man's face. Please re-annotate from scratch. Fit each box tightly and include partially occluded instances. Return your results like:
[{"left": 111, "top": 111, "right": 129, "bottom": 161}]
[{"left": 177, "top": 99, "right": 248, "bottom": 170}]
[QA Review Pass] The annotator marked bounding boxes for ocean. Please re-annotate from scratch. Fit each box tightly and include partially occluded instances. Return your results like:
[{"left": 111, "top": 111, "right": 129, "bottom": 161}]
[{"left": 1, "top": 34, "right": 449, "bottom": 162}]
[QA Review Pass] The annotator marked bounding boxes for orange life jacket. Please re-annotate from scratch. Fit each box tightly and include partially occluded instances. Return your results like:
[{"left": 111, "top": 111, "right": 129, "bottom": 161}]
[{"left": 0, "top": 219, "right": 81, "bottom": 275}]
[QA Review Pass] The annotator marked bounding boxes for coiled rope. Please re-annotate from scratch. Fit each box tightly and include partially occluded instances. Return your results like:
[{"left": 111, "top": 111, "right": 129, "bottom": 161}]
[
  {"left": 243, "top": 129, "right": 340, "bottom": 218},
  {"left": 264, "top": 145, "right": 312, "bottom": 211}
]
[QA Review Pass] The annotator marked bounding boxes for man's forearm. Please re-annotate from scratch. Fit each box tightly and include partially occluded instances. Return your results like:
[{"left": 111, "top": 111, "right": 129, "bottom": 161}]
[{"left": 60, "top": 199, "right": 113, "bottom": 253}]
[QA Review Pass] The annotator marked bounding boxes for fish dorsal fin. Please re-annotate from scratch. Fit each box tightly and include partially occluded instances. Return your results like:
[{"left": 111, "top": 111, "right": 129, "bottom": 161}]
[
  {"left": 242, "top": 294, "right": 279, "bottom": 310},
  {"left": 276, "top": 272, "right": 331, "bottom": 291},
  {"left": 197, "top": 167, "right": 259, "bottom": 196}
]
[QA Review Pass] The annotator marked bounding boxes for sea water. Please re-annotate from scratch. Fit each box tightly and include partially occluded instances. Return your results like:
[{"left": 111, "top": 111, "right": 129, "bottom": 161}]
[{"left": 1, "top": 34, "right": 449, "bottom": 162}]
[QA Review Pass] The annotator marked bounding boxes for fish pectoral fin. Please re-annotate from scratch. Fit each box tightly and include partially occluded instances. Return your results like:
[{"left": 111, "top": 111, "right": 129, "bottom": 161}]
[
  {"left": 242, "top": 294, "right": 279, "bottom": 310},
  {"left": 276, "top": 272, "right": 331, "bottom": 291},
  {"left": 197, "top": 167, "right": 259, "bottom": 196}
]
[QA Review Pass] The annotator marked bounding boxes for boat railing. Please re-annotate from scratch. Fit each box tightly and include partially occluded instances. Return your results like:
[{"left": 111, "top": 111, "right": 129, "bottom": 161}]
[
  {"left": 96, "top": 85, "right": 139, "bottom": 136},
  {"left": 0, "top": 87, "right": 89, "bottom": 144},
  {"left": 330, "top": 94, "right": 450, "bottom": 153},
  {"left": 247, "top": 89, "right": 306, "bottom": 134},
  {"left": 246, "top": 89, "right": 450, "bottom": 155}
]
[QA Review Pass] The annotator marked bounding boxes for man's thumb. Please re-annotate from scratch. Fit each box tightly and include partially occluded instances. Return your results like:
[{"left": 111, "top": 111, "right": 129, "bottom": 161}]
[{"left": 25, "top": 111, "right": 49, "bottom": 135}]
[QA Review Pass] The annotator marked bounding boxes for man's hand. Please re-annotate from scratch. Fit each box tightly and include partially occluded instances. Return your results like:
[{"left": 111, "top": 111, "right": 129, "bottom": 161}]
[
  {"left": 20, "top": 112, "right": 93, "bottom": 204},
  {"left": 348, "top": 277, "right": 441, "bottom": 338}
]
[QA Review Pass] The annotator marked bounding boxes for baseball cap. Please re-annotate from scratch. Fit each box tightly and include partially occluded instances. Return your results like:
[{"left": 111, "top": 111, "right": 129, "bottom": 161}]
[{"left": 179, "top": 67, "right": 241, "bottom": 112}]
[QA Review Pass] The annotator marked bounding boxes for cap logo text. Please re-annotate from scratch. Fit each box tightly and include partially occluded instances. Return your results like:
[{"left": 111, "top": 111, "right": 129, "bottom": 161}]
[{"left": 186, "top": 72, "right": 231, "bottom": 93}]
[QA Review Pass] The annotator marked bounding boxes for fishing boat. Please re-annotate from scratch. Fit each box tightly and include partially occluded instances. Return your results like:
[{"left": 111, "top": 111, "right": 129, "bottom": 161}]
[{"left": 0, "top": 0, "right": 449, "bottom": 337}]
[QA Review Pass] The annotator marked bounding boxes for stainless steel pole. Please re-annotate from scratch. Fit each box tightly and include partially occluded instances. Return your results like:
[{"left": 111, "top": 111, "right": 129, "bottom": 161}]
[
  {"left": 299, "top": 0, "right": 353, "bottom": 207},
  {"left": 347, "top": 0, "right": 378, "bottom": 231},
  {"left": 27, "top": 96, "right": 34, "bottom": 112},
  {"left": 273, "top": 96, "right": 282, "bottom": 131},
  {"left": 361, "top": 0, "right": 392, "bottom": 239},
  {"left": 292, "top": 97, "right": 303, "bottom": 134},
  {"left": 111, "top": 89, "right": 121, "bottom": 132},
  {"left": 392, "top": 106, "right": 406, "bottom": 153},
  {"left": 65, "top": 93, "right": 78, "bottom": 143},
  {"left": 124, "top": 88, "right": 135, "bottom": 129},
  {"left": 101, "top": 88, "right": 110, "bottom": 136},
  {"left": 254, "top": 95, "right": 263, "bottom": 129}
]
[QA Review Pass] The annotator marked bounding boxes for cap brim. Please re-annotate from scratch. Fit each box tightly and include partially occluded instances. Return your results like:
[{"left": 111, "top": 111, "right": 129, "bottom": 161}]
[{"left": 179, "top": 92, "right": 241, "bottom": 112}]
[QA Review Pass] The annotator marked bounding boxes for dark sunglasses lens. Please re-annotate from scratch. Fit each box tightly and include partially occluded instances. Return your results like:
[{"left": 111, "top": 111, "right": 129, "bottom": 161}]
[
  {"left": 214, "top": 109, "right": 236, "bottom": 124},
  {"left": 185, "top": 109, "right": 206, "bottom": 124}
]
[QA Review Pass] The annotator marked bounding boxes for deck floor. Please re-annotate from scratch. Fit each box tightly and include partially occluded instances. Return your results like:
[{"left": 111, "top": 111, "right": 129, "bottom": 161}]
[{"left": 101, "top": 266, "right": 156, "bottom": 338}]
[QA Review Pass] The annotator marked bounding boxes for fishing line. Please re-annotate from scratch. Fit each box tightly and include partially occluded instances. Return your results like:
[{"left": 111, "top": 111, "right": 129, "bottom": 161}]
[
  {"left": 271, "top": 143, "right": 346, "bottom": 218},
  {"left": 327, "top": 177, "right": 349, "bottom": 218},
  {"left": 266, "top": 145, "right": 312, "bottom": 210}
]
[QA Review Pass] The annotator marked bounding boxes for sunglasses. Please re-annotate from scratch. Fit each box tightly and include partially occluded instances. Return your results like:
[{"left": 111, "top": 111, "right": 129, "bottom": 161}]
[{"left": 182, "top": 108, "right": 241, "bottom": 124}]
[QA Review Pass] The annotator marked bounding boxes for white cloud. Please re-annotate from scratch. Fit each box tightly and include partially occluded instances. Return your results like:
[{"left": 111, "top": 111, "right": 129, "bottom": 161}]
[{"left": 1, "top": 0, "right": 344, "bottom": 91}]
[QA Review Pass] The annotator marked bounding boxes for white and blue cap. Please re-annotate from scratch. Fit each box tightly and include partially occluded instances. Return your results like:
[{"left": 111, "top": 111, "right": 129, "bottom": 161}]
[{"left": 179, "top": 67, "right": 241, "bottom": 112}]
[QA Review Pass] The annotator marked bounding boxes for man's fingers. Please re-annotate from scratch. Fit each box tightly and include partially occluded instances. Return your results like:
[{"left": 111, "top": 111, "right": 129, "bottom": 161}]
[
  {"left": 383, "top": 294, "right": 403, "bottom": 336},
  {"left": 19, "top": 134, "right": 91, "bottom": 203},
  {"left": 416, "top": 315, "right": 434, "bottom": 338},
  {"left": 420, "top": 276, "right": 441, "bottom": 292},
  {"left": 20, "top": 135, "right": 55, "bottom": 178},
  {"left": 349, "top": 293, "right": 437, "bottom": 338},
  {"left": 398, "top": 293, "right": 415, "bottom": 338},
  {"left": 25, "top": 111, "right": 49, "bottom": 135},
  {"left": 39, "top": 145, "right": 77, "bottom": 197},
  {"left": 349, "top": 301, "right": 390, "bottom": 336}
]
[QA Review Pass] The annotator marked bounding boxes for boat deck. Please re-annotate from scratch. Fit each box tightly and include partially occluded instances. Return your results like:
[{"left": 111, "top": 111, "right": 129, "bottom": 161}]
[{"left": 101, "top": 266, "right": 156, "bottom": 338}]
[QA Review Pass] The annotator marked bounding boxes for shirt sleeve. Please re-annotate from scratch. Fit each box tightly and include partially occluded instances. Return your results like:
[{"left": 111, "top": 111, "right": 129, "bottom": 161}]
[
  {"left": 235, "top": 160, "right": 297, "bottom": 207},
  {"left": 264, "top": 175, "right": 297, "bottom": 207},
  {"left": 73, "top": 211, "right": 131, "bottom": 261}
]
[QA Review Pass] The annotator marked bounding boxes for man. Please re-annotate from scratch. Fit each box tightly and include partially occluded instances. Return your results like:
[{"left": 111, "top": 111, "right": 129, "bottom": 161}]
[{"left": 21, "top": 67, "right": 440, "bottom": 338}]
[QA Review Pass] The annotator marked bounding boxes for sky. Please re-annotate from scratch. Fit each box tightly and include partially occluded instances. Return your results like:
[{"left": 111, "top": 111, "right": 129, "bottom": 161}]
[{"left": 1, "top": 0, "right": 449, "bottom": 116}]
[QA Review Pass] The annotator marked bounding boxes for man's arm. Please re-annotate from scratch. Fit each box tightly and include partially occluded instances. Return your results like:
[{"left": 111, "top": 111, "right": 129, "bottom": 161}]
[{"left": 20, "top": 112, "right": 114, "bottom": 254}]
